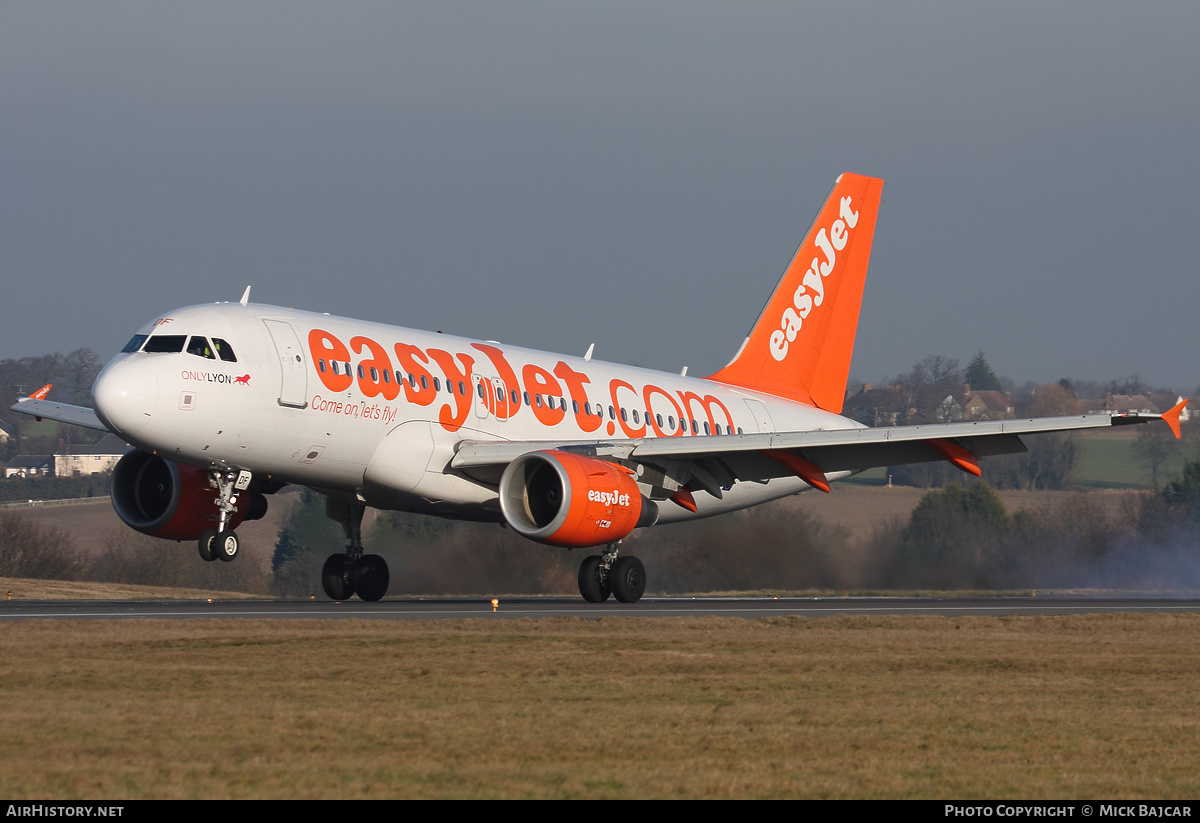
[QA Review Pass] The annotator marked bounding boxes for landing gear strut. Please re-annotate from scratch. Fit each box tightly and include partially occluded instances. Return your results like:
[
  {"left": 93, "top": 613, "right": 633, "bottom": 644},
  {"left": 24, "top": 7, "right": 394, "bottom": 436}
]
[
  {"left": 321, "top": 499, "right": 390, "bottom": 602},
  {"left": 197, "top": 468, "right": 251, "bottom": 562},
  {"left": 578, "top": 544, "right": 645, "bottom": 604}
]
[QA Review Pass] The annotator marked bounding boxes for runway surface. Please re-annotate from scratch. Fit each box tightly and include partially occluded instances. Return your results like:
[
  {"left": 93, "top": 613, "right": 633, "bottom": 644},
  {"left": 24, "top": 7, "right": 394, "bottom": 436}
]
[{"left": 2, "top": 595, "right": 1198, "bottom": 621}]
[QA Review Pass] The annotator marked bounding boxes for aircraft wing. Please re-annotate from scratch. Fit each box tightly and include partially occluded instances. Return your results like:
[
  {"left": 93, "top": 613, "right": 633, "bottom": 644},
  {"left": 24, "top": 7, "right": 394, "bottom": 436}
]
[
  {"left": 9, "top": 398, "right": 109, "bottom": 432},
  {"left": 452, "top": 405, "right": 1185, "bottom": 497}
]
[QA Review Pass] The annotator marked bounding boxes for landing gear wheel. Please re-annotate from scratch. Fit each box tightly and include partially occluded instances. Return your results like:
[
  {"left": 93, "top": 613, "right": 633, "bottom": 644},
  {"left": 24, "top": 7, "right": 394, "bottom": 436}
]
[
  {"left": 352, "top": 554, "right": 390, "bottom": 602},
  {"left": 611, "top": 556, "right": 646, "bottom": 603},
  {"left": 215, "top": 531, "right": 239, "bottom": 562},
  {"left": 198, "top": 530, "right": 218, "bottom": 562},
  {"left": 578, "top": 555, "right": 612, "bottom": 603},
  {"left": 322, "top": 553, "right": 355, "bottom": 600}
]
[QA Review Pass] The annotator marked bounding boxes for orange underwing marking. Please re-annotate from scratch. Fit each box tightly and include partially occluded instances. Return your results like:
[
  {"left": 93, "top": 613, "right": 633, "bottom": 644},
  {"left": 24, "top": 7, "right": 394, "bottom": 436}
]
[
  {"left": 928, "top": 438, "right": 982, "bottom": 477},
  {"left": 669, "top": 487, "right": 698, "bottom": 513},
  {"left": 760, "top": 450, "right": 831, "bottom": 493},
  {"left": 1162, "top": 398, "right": 1189, "bottom": 439}
]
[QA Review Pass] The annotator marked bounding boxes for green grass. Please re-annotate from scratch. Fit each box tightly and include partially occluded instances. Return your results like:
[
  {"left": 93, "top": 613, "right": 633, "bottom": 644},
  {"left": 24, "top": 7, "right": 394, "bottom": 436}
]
[{"left": 1071, "top": 430, "right": 1192, "bottom": 490}]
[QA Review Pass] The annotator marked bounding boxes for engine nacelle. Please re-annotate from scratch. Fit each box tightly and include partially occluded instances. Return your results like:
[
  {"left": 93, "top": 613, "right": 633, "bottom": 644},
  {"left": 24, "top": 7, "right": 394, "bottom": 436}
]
[
  {"left": 498, "top": 450, "right": 658, "bottom": 548},
  {"left": 110, "top": 450, "right": 266, "bottom": 540}
]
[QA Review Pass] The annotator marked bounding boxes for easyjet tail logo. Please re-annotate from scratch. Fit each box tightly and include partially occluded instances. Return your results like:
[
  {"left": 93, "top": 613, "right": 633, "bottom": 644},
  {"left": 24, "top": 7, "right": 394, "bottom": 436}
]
[{"left": 768, "top": 195, "right": 859, "bottom": 362}]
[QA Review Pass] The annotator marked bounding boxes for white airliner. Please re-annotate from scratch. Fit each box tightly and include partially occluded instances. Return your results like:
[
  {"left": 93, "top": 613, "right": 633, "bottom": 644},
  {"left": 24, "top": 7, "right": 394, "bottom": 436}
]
[{"left": 12, "top": 173, "right": 1186, "bottom": 603}]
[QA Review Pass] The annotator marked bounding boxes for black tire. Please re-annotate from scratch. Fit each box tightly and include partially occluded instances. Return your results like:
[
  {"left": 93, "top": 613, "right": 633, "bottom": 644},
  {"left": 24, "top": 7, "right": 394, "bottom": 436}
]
[
  {"left": 352, "top": 554, "right": 390, "bottom": 602},
  {"left": 322, "top": 553, "right": 355, "bottom": 600},
  {"left": 578, "top": 555, "right": 611, "bottom": 603},
  {"left": 215, "top": 531, "right": 239, "bottom": 562},
  {"left": 611, "top": 556, "right": 646, "bottom": 603},
  {"left": 198, "top": 530, "right": 218, "bottom": 562}
]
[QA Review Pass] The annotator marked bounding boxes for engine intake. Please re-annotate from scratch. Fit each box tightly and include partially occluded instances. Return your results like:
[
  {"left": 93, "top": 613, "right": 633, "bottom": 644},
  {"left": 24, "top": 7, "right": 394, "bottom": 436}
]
[
  {"left": 498, "top": 450, "right": 658, "bottom": 548},
  {"left": 110, "top": 450, "right": 265, "bottom": 540}
]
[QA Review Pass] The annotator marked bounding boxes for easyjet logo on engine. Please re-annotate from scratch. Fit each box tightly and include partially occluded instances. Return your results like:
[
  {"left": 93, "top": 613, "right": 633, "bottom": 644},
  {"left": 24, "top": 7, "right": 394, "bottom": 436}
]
[
  {"left": 769, "top": 195, "right": 859, "bottom": 362},
  {"left": 588, "top": 489, "right": 631, "bottom": 507}
]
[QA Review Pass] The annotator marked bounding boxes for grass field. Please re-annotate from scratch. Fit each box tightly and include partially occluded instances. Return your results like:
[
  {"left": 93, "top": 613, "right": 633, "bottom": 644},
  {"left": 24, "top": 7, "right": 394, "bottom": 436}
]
[{"left": 1, "top": 614, "right": 1198, "bottom": 799}]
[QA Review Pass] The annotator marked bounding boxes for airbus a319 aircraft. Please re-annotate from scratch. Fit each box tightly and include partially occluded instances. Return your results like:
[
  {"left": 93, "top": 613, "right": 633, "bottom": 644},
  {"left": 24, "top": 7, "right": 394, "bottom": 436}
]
[{"left": 13, "top": 173, "right": 1186, "bottom": 603}]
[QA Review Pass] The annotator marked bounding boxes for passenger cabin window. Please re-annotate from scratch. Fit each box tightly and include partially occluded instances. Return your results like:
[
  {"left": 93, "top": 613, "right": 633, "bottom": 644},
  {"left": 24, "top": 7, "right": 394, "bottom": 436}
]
[
  {"left": 187, "top": 337, "right": 215, "bottom": 359},
  {"left": 142, "top": 335, "right": 187, "bottom": 353},
  {"left": 122, "top": 334, "right": 147, "bottom": 353},
  {"left": 211, "top": 338, "right": 237, "bottom": 362}
]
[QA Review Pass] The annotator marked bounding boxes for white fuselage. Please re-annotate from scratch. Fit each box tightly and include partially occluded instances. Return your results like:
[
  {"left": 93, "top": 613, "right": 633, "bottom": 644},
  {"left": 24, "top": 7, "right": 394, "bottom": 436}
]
[{"left": 93, "top": 302, "right": 863, "bottom": 524}]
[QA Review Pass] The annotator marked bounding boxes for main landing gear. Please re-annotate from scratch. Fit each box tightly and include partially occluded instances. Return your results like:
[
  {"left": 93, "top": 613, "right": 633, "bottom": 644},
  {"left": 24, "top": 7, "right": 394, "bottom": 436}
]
[
  {"left": 321, "top": 499, "right": 390, "bottom": 602},
  {"left": 198, "top": 468, "right": 251, "bottom": 563},
  {"left": 578, "top": 544, "right": 646, "bottom": 604}
]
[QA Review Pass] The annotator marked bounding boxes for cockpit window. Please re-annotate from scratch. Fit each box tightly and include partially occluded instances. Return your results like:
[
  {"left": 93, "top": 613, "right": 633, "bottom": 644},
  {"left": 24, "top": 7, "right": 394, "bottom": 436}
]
[
  {"left": 142, "top": 335, "right": 187, "bottom": 353},
  {"left": 122, "top": 334, "right": 148, "bottom": 353},
  {"left": 187, "top": 336, "right": 215, "bottom": 359},
  {"left": 212, "top": 338, "right": 237, "bottom": 363}
]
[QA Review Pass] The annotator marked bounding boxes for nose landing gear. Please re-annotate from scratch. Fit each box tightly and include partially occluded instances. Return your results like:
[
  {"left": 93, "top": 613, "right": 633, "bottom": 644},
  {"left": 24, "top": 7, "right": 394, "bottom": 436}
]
[{"left": 197, "top": 469, "right": 251, "bottom": 562}]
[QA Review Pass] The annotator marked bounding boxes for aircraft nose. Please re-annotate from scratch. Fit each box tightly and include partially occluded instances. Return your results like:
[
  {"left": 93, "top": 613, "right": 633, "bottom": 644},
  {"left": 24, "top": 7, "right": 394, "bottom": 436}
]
[{"left": 93, "top": 359, "right": 158, "bottom": 437}]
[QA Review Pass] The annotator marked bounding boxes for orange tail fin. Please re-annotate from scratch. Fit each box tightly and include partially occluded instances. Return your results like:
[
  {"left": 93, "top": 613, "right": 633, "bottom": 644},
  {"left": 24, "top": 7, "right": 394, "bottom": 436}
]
[{"left": 706, "top": 173, "right": 883, "bottom": 413}]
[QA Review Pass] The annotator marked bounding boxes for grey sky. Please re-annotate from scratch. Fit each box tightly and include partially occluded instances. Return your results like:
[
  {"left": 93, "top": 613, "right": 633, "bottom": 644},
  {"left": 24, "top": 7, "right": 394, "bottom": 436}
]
[{"left": 3, "top": 2, "right": 1197, "bottom": 391}]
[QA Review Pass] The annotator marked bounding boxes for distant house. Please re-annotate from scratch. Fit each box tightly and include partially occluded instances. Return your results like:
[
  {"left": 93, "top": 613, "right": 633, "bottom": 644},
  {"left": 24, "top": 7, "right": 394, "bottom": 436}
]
[
  {"left": 4, "top": 455, "right": 54, "bottom": 478},
  {"left": 1095, "top": 394, "right": 1161, "bottom": 415},
  {"left": 54, "top": 434, "right": 130, "bottom": 477},
  {"left": 847, "top": 384, "right": 907, "bottom": 426},
  {"left": 962, "top": 389, "right": 1014, "bottom": 421},
  {"left": 0, "top": 420, "right": 12, "bottom": 447}
]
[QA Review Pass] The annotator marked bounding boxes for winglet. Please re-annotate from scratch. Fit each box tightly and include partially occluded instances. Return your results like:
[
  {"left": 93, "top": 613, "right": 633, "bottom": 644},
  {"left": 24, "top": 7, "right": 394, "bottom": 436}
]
[
  {"left": 706, "top": 173, "right": 884, "bottom": 412},
  {"left": 240, "top": 286, "right": 251, "bottom": 307},
  {"left": 29, "top": 384, "right": 52, "bottom": 401},
  {"left": 1162, "top": 398, "right": 1188, "bottom": 439}
]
